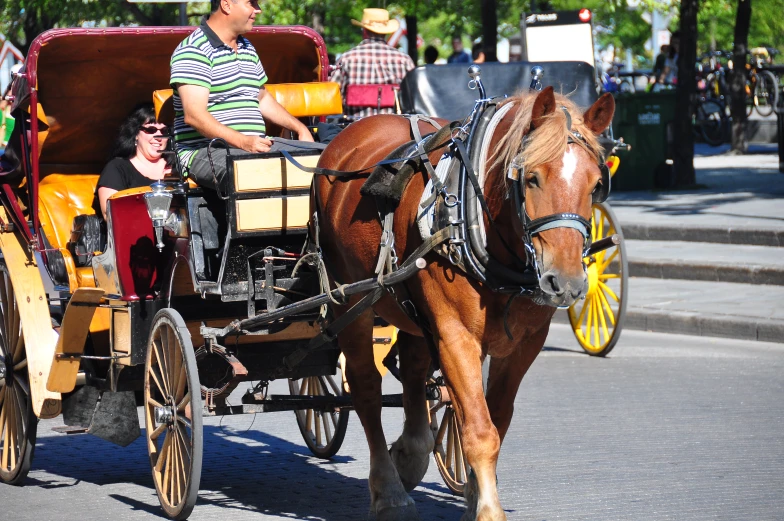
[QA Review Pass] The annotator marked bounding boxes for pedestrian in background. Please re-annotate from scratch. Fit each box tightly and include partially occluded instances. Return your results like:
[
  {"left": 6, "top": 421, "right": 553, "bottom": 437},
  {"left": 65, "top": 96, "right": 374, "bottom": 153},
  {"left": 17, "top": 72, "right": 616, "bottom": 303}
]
[
  {"left": 330, "top": 8, "right": 415, "bottom": 117},
  {"left": 447, "top": 36, "right": 471, "bottom": 64},
  {"left": 424, "top": 45, "right": 439, "bottom": 65},
  {"left": 472, "top": 43, "right": 486, "bottom": 64}
]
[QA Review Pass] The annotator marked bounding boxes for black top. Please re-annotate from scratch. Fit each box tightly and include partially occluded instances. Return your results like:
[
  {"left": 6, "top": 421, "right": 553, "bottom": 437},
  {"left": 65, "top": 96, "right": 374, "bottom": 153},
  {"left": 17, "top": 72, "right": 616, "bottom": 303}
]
[{"left": 92, "top": 157, "right": 157, "bottom": 215}]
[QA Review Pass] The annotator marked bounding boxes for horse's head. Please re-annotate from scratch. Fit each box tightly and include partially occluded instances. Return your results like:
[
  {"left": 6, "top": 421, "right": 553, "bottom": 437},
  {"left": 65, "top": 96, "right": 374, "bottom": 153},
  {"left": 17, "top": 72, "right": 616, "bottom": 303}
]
[{"left": 492, "top": 87, "right": 615, "bottom": 307}]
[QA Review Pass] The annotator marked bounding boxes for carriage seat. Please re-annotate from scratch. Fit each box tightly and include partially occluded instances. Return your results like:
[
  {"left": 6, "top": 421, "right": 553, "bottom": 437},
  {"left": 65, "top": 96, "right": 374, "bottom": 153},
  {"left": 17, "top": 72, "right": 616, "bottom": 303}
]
[
  {"left": 153, "top": 81, "right": 342, "bottom": 129},
  {"left": 38, "top": 173, "right": 100, "bottom": 290}
]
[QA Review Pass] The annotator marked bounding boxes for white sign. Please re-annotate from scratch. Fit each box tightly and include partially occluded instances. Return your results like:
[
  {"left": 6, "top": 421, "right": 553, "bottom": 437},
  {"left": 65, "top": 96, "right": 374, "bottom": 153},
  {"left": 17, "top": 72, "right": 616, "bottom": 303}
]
[{"left": 525, "top": 24, "right": 594, "bottom": 66}]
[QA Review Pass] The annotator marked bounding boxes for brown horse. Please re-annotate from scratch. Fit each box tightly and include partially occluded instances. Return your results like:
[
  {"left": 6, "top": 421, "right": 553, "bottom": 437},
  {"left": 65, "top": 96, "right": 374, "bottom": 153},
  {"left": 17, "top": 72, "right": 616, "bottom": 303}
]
[{"left": 312, "top": 86, "right": 615, "bottom": 520}]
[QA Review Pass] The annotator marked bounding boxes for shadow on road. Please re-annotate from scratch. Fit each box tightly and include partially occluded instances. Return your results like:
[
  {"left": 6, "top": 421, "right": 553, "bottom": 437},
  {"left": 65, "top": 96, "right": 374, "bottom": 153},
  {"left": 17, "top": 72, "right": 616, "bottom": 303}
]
[{"left": 29, "top": 424, "right": 464, "bottom": 520}]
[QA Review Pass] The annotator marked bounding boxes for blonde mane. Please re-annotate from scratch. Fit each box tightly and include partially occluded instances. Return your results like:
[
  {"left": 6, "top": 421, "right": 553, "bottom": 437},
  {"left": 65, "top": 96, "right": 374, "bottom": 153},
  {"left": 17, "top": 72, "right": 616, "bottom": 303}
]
[{"left": 491, "top": 91, "right": 603, "bottom": 179}]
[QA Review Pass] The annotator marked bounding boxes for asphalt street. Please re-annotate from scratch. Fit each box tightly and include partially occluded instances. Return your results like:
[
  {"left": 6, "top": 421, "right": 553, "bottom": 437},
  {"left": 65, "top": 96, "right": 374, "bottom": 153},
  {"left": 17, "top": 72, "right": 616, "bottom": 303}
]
[{"left": 1, "top": 325, "right": 782, "bottom": 521}]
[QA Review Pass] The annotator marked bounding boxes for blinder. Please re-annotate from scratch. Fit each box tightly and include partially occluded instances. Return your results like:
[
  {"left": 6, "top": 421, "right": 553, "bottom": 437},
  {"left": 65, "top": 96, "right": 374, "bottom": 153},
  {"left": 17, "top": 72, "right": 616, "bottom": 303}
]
[{"left": 593, "top": 162, "right": 611, "bottom": 204}]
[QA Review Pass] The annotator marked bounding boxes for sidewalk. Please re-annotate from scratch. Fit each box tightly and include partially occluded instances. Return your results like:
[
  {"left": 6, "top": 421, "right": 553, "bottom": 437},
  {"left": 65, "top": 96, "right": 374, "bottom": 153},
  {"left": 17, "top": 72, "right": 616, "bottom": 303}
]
[{"left": 554, "top": 143, "right": 784, "bottom": 343}]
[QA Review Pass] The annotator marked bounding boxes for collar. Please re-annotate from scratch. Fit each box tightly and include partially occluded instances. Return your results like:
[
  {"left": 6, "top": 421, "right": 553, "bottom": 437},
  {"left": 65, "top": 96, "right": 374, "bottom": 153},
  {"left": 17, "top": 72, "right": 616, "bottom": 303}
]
[
  {"left": 359, "top": 37, "right": 389, "bottom": 46},
  {"left": 200, "top": 16, "right": 249, "bottom": 50}
]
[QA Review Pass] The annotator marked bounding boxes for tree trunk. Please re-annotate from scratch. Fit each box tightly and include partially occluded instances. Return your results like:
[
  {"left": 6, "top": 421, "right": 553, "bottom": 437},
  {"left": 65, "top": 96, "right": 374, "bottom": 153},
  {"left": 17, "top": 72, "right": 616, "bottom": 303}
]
[
  {"left": 673, "top": 0, "right": 699, "bottom": 187},
  {"left": 405, "top": 15, "right": 418, "bottom": 64},
  {"left": 481, "top": 0, "right": 498, "bottom": 62},
  {"left": 730, "top": 0, "right": 752, "bottom": 154}
]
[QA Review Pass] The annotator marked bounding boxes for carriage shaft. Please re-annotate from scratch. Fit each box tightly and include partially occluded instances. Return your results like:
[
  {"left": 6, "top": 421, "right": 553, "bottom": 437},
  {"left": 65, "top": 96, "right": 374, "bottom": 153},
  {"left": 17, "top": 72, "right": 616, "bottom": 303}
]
[{"left": 217, "top": 258, "right": 426, "bottom": 336}]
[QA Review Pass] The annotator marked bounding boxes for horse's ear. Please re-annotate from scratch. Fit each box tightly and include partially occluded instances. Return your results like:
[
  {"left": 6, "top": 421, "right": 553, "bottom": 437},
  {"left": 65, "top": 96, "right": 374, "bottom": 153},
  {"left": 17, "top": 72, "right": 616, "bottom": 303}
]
[
  {"left": 530, "top": 86, "right": 556, "bottom": 131},
  {"left": 582, "top": 93, "right": 615, "bottom": 134}
]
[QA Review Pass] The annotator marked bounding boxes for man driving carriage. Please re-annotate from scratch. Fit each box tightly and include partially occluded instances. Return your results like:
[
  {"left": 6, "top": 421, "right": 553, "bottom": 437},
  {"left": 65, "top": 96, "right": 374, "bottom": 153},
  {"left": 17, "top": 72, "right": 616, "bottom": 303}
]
[{"left": 171, "top": 0, "right": 325, "bottom": 189}]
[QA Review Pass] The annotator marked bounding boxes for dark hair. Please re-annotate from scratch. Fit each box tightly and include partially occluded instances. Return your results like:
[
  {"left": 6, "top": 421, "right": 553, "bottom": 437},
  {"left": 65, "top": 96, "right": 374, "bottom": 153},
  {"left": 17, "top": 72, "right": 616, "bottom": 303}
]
[
  {"left": 111, "top": 104, "right": 158, "bottom": 159},
  {"left": 210, "top": 0, "right": 221, "bottom": 12},
  {"left": 424, "top": 45, "right": 439, "bottom": 64},
  {"left": 472, "top": 43, "right": 484, "bottom": 60}
]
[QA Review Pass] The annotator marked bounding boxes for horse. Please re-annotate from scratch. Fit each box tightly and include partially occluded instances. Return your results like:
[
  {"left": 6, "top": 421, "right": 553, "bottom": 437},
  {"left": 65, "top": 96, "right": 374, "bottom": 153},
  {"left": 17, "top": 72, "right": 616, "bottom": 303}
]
[{"left": 312, "top": 86, "right": 615, "bottom": 520}]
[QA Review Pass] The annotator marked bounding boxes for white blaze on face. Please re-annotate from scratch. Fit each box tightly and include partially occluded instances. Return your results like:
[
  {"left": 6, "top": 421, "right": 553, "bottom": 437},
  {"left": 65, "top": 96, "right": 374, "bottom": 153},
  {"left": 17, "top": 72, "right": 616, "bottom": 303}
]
[{"left": 560, "top": 147, "right": 579, "bottom": 187}]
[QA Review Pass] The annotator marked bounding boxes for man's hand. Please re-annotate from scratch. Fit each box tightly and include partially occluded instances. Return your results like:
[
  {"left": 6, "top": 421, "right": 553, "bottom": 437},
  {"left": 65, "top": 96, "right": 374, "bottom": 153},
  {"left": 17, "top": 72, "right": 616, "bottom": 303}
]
[
  {"left": 242, "top": 135, "right": 274, "bottom": 153},
  {"left": 296, "top": 125, "right": 315, "bottom": 143}
]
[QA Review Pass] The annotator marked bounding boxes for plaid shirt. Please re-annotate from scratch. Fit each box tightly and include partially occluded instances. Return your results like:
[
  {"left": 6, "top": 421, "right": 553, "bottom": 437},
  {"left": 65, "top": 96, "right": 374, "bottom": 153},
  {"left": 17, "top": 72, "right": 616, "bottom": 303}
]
[{"left": 330, "top": 37, "right": 415, "bottom": 117}]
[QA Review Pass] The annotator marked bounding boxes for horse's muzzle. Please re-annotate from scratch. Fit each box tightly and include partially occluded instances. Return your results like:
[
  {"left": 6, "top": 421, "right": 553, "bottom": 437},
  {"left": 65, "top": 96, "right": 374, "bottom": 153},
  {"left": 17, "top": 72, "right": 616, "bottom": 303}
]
[{"left": 538, "top": 269, "right": 587, "bottom": 307}]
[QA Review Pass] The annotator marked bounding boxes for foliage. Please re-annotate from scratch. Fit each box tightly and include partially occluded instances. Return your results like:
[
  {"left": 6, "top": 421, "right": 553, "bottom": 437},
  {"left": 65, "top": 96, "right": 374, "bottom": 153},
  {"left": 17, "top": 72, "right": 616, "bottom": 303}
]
[
  {"left": 2, "top": 0, "right": 781, "bottom": 67},
  {"left": 671, "top": 0, "right": 784, "bottom": 57},
  {"left": 0, "top": 0, "right": 181, "bottom": 53}
]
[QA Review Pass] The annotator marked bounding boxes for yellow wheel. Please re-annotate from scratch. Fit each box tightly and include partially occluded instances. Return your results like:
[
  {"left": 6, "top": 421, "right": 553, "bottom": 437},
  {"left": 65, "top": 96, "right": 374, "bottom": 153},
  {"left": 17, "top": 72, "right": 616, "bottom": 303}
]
[{"left": 568, "top": 202, "right": 628, "bottom": 356}]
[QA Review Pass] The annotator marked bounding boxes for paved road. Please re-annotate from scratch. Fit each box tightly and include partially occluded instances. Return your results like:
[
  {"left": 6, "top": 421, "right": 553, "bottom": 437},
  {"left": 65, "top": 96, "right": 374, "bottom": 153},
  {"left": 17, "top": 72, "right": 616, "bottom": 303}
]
[{"left": 2, "top": 326, "right": 782, "bottom": 521}]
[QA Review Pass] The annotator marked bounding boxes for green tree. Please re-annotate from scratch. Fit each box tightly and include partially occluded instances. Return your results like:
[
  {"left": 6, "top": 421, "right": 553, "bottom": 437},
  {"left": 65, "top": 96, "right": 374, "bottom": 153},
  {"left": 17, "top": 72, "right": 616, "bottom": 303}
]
[{"left": 0, "top": 0, "right": 182, "bottom": 54}]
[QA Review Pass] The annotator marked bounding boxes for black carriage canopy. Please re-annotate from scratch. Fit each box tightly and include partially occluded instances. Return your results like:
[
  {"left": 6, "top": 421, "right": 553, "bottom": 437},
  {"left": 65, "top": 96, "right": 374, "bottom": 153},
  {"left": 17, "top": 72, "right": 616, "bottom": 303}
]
[
  {"left": 399, "top": 61, "right": 598, "bottom": 121},
  {"left": 25, "top": 27, "right": 325, "bottom": 170}
]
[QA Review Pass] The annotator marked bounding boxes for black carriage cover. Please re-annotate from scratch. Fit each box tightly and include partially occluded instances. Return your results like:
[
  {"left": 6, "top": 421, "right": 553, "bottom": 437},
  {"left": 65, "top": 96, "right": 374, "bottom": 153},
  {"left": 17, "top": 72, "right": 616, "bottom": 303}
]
[{"left": 399, "top": 61, "right": 598, "bottom": 121}]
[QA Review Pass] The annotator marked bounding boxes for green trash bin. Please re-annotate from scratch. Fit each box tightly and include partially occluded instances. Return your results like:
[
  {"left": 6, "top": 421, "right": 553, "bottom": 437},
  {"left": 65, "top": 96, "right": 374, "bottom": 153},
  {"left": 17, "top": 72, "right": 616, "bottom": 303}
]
[{"left": 611, "top": 91, "right": 676, "bottom": 191}]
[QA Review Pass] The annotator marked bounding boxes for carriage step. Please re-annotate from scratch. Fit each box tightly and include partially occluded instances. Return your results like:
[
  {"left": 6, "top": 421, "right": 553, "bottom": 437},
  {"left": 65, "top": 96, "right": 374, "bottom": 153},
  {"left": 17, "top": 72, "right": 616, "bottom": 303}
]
[{"left": 51, "top": 425, "right": 89, "bottom": 435}]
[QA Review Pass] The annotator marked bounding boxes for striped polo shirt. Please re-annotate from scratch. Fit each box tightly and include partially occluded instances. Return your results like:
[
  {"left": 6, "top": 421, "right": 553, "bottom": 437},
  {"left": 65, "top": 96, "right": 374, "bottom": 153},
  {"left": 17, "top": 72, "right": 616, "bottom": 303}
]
[{"left": 170, "top": 18, "right": 268, "bottom": 169}]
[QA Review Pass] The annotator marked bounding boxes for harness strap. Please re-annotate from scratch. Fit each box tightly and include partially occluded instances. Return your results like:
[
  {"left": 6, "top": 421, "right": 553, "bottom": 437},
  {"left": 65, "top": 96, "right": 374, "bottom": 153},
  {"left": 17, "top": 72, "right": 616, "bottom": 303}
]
[
  {"left": 455, "top": 136, "right": 529, "bottom": 272},
  {"left": 374, "top": 199, "right": 397, "bottom": 282},
  {"left": 527, "top": 213, "right": 592, "bottom": 239},
  {"left": 279, "top": 120, "right": 456, "bottom": 180}
]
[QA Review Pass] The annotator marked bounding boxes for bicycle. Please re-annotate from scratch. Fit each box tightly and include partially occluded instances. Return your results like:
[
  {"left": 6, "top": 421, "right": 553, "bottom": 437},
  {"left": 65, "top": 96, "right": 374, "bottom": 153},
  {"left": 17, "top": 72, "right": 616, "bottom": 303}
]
[
  {"left": 746, "top": 48, "right": 779, "bottom": 117},
  {"left": 694, "top": 95, "right": 728, "bottom": 146}
]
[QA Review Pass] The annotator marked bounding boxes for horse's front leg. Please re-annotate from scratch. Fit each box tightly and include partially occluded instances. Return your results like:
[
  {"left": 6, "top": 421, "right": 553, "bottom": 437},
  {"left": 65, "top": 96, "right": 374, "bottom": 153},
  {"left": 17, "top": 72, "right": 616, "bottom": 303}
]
[
  {"left": 389, "top": 331, "right": 434, "bottom": 491},
  {"left": 338, "top": 308, "right": 419, "bottom": 520},
  {"left": 437, "top": 324, "right": 505, "bottom": 521},
  {"left": 484, "top": 326, "right": 548, "bottom": 444}
]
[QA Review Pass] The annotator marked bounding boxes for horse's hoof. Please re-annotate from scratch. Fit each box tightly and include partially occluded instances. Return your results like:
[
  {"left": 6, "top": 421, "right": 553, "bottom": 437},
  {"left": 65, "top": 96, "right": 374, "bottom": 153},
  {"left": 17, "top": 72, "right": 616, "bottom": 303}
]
[
  {"left": 389, "top": 438, "right": 431, "bottom": 492},
  {"left": 371, "top": 503, "right": 421, "bottom": 521}
]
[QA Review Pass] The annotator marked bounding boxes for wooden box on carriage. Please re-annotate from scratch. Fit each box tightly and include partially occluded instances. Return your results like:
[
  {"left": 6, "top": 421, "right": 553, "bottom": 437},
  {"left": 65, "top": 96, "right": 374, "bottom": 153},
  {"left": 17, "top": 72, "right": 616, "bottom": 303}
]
[{"left": 227, "top": 150, "right": 320, "bottom": 237}]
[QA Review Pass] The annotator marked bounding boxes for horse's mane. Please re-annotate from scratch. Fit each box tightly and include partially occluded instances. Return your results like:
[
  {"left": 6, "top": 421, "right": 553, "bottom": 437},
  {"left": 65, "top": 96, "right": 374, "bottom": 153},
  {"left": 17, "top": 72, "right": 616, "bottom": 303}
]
[{"left": 491, "top": 91, "right": 603, "bottom": 180}]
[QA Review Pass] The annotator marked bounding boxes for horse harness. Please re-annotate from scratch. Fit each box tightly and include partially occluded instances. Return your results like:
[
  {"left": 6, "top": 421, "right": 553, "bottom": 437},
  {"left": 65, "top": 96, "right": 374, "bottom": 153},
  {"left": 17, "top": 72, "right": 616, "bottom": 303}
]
[{"left": 284, "top": 95, "right": 610, "bottom": 352}]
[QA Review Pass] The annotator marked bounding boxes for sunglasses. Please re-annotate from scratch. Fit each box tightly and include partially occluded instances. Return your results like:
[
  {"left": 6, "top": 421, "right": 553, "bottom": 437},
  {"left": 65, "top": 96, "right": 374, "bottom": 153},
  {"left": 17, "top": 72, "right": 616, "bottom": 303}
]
[{"left": 140, "top": 125, "right": 170, "bottom": 136}]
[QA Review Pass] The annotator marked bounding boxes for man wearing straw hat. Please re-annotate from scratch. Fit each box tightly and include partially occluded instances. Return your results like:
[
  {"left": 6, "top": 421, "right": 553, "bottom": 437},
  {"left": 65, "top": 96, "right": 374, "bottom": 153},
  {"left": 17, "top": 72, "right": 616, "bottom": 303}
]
[{"left": 330, "top": 8, "right": 415, "bottom": 118}]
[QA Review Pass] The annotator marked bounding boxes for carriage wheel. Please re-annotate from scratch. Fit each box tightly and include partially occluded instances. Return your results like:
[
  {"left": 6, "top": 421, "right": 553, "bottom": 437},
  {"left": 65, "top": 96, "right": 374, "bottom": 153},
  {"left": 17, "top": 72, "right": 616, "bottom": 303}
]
[
  {"left": 430, "top": 397, "right": 468, "bottom": 496},
  {"left": 568, "top": 203, "right": 628, "bottom": 356},
  {"left": 0, "top": 262, "right": 37, "bottom": 485},
  {"left": 288, "top": 360, "right": 349, "bottom": 459},
  {"left": 145, "top": 308, "right": 203, "bottom": 520}
]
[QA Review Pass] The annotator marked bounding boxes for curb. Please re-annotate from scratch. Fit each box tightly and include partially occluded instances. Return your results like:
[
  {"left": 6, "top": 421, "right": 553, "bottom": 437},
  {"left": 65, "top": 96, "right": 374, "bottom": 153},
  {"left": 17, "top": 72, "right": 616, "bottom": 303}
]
[
  {"left": 553, "top": 308, "right": 784, "bottom": 343},
  {"left": 628, "top": 259, "right": 784, "bottom": 286},
  {"left": 623, "top": 223, "right": 784, "bottom": 247}
]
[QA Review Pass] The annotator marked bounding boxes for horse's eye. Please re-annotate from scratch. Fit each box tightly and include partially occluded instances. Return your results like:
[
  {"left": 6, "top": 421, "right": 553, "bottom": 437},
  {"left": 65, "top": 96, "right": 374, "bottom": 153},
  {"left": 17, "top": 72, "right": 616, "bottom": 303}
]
[
  {"left": 592, "top": 180, "right": 603, "bottom": 193},
  {"left": 525, "top": 175, "right": 539, "bottom": 188}
]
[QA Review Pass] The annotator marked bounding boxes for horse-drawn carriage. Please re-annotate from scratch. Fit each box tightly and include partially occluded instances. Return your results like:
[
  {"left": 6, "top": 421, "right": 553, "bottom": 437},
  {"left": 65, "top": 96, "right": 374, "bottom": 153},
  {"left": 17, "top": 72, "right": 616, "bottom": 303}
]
[
  {"left": 0, "top": 24, "right": 628, "bottom": 521},
  {"left": 0, "top": 25, "right": 377, "bottom": 519}
]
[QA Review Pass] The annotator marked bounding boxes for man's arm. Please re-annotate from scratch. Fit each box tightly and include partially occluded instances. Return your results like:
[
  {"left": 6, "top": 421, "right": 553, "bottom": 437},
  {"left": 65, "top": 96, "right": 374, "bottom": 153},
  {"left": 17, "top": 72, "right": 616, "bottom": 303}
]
[
  {"left": 178, "top": 83, "right": 273, "bottom": 153},
  {"left": 257, "top": 88, "right": 314, "bottom": 142}
]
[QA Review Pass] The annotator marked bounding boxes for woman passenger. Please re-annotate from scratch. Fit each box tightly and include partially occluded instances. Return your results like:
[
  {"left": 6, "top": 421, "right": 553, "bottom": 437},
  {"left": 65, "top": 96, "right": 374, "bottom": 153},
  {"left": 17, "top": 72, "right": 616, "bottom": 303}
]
[{"left": 94, "top": 104, "right": 171, "bottom": 219}]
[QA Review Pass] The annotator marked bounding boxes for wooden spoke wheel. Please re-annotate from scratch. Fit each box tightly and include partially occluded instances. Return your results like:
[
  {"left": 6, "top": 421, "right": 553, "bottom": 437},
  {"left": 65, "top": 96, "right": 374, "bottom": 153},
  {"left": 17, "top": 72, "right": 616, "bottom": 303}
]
[
  {"left": 569, "top": 203, "right": 628, "bottom": 356},
  {"left": 0, "top": 262, "right": 37, "bottom": 485},
  {"left": 288, "top": 361, "right": 349, "bottom": 459},
  {"left": 144, "top": 308, "right": 203, "bottom": 520},
  {"left": 430, "top": 395, "right": 468, "bottom": 496}
]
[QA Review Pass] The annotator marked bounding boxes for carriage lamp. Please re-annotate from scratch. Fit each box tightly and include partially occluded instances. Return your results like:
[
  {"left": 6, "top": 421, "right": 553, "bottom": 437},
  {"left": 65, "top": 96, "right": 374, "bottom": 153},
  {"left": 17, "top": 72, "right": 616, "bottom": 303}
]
[{"left": 144, "top": 181, "right": 173, "bottom": 252}]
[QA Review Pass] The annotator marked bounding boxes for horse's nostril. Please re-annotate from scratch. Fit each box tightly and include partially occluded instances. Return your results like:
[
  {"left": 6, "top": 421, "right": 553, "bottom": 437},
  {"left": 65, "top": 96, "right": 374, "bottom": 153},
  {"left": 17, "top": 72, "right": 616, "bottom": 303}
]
[{"left": 541, "top": 272, "right": 564, "bottom": 296}]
